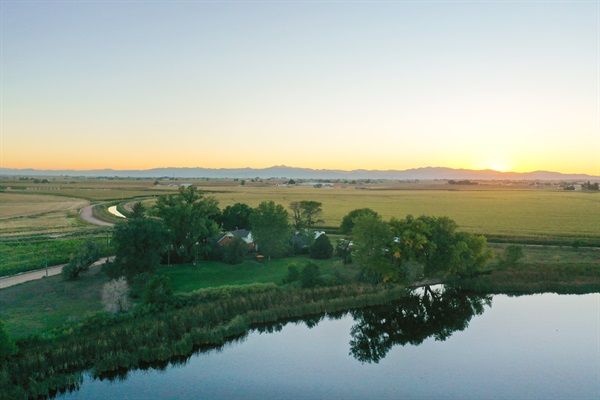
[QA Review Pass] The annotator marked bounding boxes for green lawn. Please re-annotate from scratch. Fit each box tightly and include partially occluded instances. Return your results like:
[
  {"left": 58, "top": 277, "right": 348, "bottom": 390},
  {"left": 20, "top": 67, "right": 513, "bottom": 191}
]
[{"left": 157, "top": 256, "right": 349, "bottom": 292}]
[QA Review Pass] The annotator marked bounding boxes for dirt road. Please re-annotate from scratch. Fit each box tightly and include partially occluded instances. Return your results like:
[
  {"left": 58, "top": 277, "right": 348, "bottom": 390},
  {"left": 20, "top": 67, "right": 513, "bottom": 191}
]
[
  {"left": 79, "top": 204, "right": 114, "bottom": 227},
  {"left": 0, "top": 257, "right": 111, "bottom": 289}
]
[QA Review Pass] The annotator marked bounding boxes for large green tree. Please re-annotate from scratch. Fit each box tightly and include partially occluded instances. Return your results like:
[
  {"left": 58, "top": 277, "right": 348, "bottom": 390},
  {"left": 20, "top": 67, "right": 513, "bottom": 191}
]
[
  {"left": 105, "top": 206, "right": 166, "bottom": 280},
  {"left": 290, "top": 201, "right": 323, "bottom": 230},
  {"left": 352, "top": 213, "right": 396, "bottom": 281},
  {"left": 389, "top": 215, "right": 492, "bottom": 279},
  {"left": 352, "top": 214, "right": 493, "bottom": 282},
  {"left": 340, "top": 208, "right": 380, "bottom": 235},
  {"left": 154, "top": 186, "right": 220, "bottom": 263},
  {"left": 219, "top": 202, "right": 253, "bottom": 231},
  {"left": 250, "top": 201, "right": 291, "bottom": 259}
]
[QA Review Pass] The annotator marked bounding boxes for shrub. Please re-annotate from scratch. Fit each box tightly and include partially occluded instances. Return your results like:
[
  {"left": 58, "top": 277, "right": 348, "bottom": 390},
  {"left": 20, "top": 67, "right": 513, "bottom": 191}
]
[
  {"left": 310, "top": 234, "right": 333, "bottom": 259},
  {"left": 143, "top": 275, "right": 172, "bottom": 304},
  {"left": 0, "top": 319, "right": 17, "bottom": 359},
  {"left": 62, "top": 239, "right": 100, "bottom": 280},
  {"left": 102, "top": 278, "right": 131, "bottom": 314},
  {"left": 300, "top": 261, "right": 321, "bottom": 288},
  {"left": 283, "top": 264, "right": 300, "bottom": 284},
  {"left": 498, "top": 245, "right": 525, "bottom": 268},
  {"left": 221, "top": 236, "right": 248, "bottom": 264}
]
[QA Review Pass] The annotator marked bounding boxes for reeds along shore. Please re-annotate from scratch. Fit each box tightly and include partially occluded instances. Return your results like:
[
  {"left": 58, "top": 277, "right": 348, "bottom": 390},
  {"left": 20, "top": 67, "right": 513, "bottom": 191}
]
[{"left": 0, "top": 283, "right": 408, "bottom": 400}]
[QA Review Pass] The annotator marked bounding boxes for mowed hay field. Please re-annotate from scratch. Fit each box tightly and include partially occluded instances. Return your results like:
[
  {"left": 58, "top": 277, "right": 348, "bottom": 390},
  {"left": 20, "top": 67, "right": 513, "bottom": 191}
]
[
  {"left": 200, "top": 185, "right": 600, "bottom": 240},
  {"left": 0, "top": 193, "right": 91, "bottom": 236}
]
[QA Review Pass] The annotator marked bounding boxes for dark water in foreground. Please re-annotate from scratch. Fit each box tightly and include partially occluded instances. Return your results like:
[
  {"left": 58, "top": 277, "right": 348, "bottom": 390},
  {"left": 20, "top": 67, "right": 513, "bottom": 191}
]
[{"left": 58, "top": 291, "right": 599, "bottom": 399}]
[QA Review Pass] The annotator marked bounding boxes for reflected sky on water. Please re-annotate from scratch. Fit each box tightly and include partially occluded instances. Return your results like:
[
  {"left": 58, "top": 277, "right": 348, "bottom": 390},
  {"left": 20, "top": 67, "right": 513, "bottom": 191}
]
[{"left": 59, "top": 292, "right": 599, "bottom": 400}]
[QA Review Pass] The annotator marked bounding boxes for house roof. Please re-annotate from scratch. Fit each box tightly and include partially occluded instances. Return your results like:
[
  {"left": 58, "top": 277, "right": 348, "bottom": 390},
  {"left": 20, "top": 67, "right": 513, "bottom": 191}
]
[{"left": 217, "top": 229, "right": 253, "bottom": 244}]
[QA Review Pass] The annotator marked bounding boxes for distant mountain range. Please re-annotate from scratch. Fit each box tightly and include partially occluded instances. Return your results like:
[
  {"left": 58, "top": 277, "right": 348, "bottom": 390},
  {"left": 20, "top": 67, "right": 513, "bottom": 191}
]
[{"left": 0, "top": 166, "right": 597, "bottom": 181}]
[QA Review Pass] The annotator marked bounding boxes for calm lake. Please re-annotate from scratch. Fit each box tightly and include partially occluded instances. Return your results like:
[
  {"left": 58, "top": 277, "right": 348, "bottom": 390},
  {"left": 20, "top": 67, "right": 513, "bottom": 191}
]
[{"left": 57, "top": 290, "right": 599, "bottom": 400}]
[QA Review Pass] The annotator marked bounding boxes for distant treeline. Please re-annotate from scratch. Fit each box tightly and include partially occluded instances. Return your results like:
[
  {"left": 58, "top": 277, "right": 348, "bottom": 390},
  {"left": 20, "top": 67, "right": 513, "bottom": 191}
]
[{"left": 447, "top": 180, "right": 478, "bottom": 185}]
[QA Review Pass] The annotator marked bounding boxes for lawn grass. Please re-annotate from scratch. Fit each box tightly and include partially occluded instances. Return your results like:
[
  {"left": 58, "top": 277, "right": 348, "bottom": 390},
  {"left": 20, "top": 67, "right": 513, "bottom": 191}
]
[{"left": 158, "top": 256, "right": 352, "bottom": 292}]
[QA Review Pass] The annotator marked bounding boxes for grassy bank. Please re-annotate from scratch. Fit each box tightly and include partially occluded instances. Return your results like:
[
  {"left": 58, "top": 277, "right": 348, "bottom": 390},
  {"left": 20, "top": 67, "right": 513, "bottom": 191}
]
[
  {"left": 456, "top": 245, "right": 600, "bottom": 294},
  {"left": 0, "top": 283, "right": 406, "bottom": 400}
]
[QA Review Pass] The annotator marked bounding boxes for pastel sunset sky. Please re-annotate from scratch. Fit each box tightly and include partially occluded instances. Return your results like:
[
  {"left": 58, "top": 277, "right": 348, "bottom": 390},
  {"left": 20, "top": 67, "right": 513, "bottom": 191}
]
[{"left": 1, "top": 1, "right": 598, "bottom": 174}]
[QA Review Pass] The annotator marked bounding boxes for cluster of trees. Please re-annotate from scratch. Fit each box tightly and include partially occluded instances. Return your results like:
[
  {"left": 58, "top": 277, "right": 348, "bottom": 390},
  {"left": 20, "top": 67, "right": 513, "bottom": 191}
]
[
  {"left": 344, "top": 209, "right": 493, "bottom": 282},
  {"left": 98, "top": 187, "right": 331, "bottom": 282}
]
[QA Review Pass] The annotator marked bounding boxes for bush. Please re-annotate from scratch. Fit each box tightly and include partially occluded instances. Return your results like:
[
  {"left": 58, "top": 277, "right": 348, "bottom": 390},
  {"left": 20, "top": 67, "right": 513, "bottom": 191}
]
[
  {"left": 102, "top": 278, "right": 131, "bottom": 314},
  {"left": 61, "top": 239, "right": 100, "bottom": 280},
  {"left": 300, "top": 261, "right": 321, "bottom": 288},
  {"left": 283, "top": 264, "right": 300, "bottom": 284},
  {"left": 221, "top": 236, "right": 248, "bottom": 264},
  {"left": 310, "top": 234, "right": 333, "bottom": 259},
  {"left": 0, "top": 319, "right": 17, "bottom": 359},
  {"left": 498, "top": 245, "right": 525, "bottom": 268},
  {"left": 143, "top": 275, "right": 172, "bottom": 304}
]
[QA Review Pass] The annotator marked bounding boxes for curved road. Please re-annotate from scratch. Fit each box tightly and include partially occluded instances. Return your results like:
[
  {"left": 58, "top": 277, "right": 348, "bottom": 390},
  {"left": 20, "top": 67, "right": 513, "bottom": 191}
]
[{"left": 79, "top": 204, "right": 115, "bottom": 227}]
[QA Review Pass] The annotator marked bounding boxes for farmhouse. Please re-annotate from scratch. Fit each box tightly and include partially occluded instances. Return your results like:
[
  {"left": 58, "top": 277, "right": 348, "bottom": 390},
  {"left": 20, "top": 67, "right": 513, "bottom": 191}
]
[{"left": 216, "top": 229, "right": 255, "bottom": 251}]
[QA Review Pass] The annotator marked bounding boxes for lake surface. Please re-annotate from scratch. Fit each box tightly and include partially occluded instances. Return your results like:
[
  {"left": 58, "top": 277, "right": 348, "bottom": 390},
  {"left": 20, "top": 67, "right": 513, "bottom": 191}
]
[{"left": 58, "top": 291, "right": 599, "bottom": 400}]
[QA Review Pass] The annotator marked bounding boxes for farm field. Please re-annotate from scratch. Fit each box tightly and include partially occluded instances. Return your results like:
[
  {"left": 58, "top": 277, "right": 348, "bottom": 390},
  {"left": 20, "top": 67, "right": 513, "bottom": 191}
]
[
  {"left": 2, "top": 179, "right": 599, "bottom": 241},
  {"left": 0, "top": 193, "right": 91, "bottom": 237},
  {"left": 140, "top": 183, "right": 600, "bottom": 242}
]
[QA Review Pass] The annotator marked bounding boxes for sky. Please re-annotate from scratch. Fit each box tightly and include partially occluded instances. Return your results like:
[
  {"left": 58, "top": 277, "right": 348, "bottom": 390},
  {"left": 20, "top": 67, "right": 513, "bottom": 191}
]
[{"left": 1, "top": 1, "right": 598, "bottom": 175}]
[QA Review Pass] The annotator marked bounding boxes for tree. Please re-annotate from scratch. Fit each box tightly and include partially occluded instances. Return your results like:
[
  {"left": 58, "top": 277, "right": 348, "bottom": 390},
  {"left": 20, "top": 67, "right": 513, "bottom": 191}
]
[
  {"left": 289, "top": 201, "right": 323, "bottom": 230},
  {"left": 62, "top": 239, "right": 100, "bottom": 280},
  {"left": 129, "top": 201, "right": 147, "bottom": 219},
  {"left": 250, "top": 201, "right": 291, "bottom": 259},
  {"left": 340, "top": 208, "right": 380, "bottom": 235},
  {"left": 219, "top": 203, "right": 253, "bottom": 231},
  {"left": 300, "top": 201, "right": 323, "bottom": 229},
  {"left": 105, "top": 216, "right": 166, "bottom": 281},
  {"left": 290, "top": 202, "right": 304, "bottom": 230},
  {"left": 0, "top": 318, "right": 17, "bottom": 359},
  {"left": 389, "top": 215, "right": 492, "bottom": 279},
  {"left": 102, "top": 277, "right": 130, "bottom": 314},
  {"left": 352, "top": 213, "right": 396, "bottom": 282},
  {"left": 310, "top": 234, "right": 333, "bottom": 259},
  {"left": 335, "top": 238, "right": 353, "bottom": 265},
  {"left": 154, "top": 186, "right": 220, "bottom": 263},
  {"left": 221, "top": 235, "right": 248, "bottom": 264}
]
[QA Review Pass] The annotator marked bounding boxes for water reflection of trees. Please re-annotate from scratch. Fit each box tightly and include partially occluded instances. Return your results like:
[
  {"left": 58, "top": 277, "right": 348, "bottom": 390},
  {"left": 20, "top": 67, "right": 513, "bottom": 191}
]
[{"left": 349, "top": 286, "right": 492, "bottom": 363}]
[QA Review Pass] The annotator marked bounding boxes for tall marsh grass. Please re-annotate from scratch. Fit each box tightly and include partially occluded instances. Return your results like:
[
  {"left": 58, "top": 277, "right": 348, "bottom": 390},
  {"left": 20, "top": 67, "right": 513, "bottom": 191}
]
[{"left": 0, "top": 283, "right": 408, "bottom": 399}]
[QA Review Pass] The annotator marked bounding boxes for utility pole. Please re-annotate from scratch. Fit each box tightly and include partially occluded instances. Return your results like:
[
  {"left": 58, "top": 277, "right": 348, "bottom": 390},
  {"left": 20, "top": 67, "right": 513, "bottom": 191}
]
[{"left": 45, "top": 241, "right": 48, "bottom": 277}]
